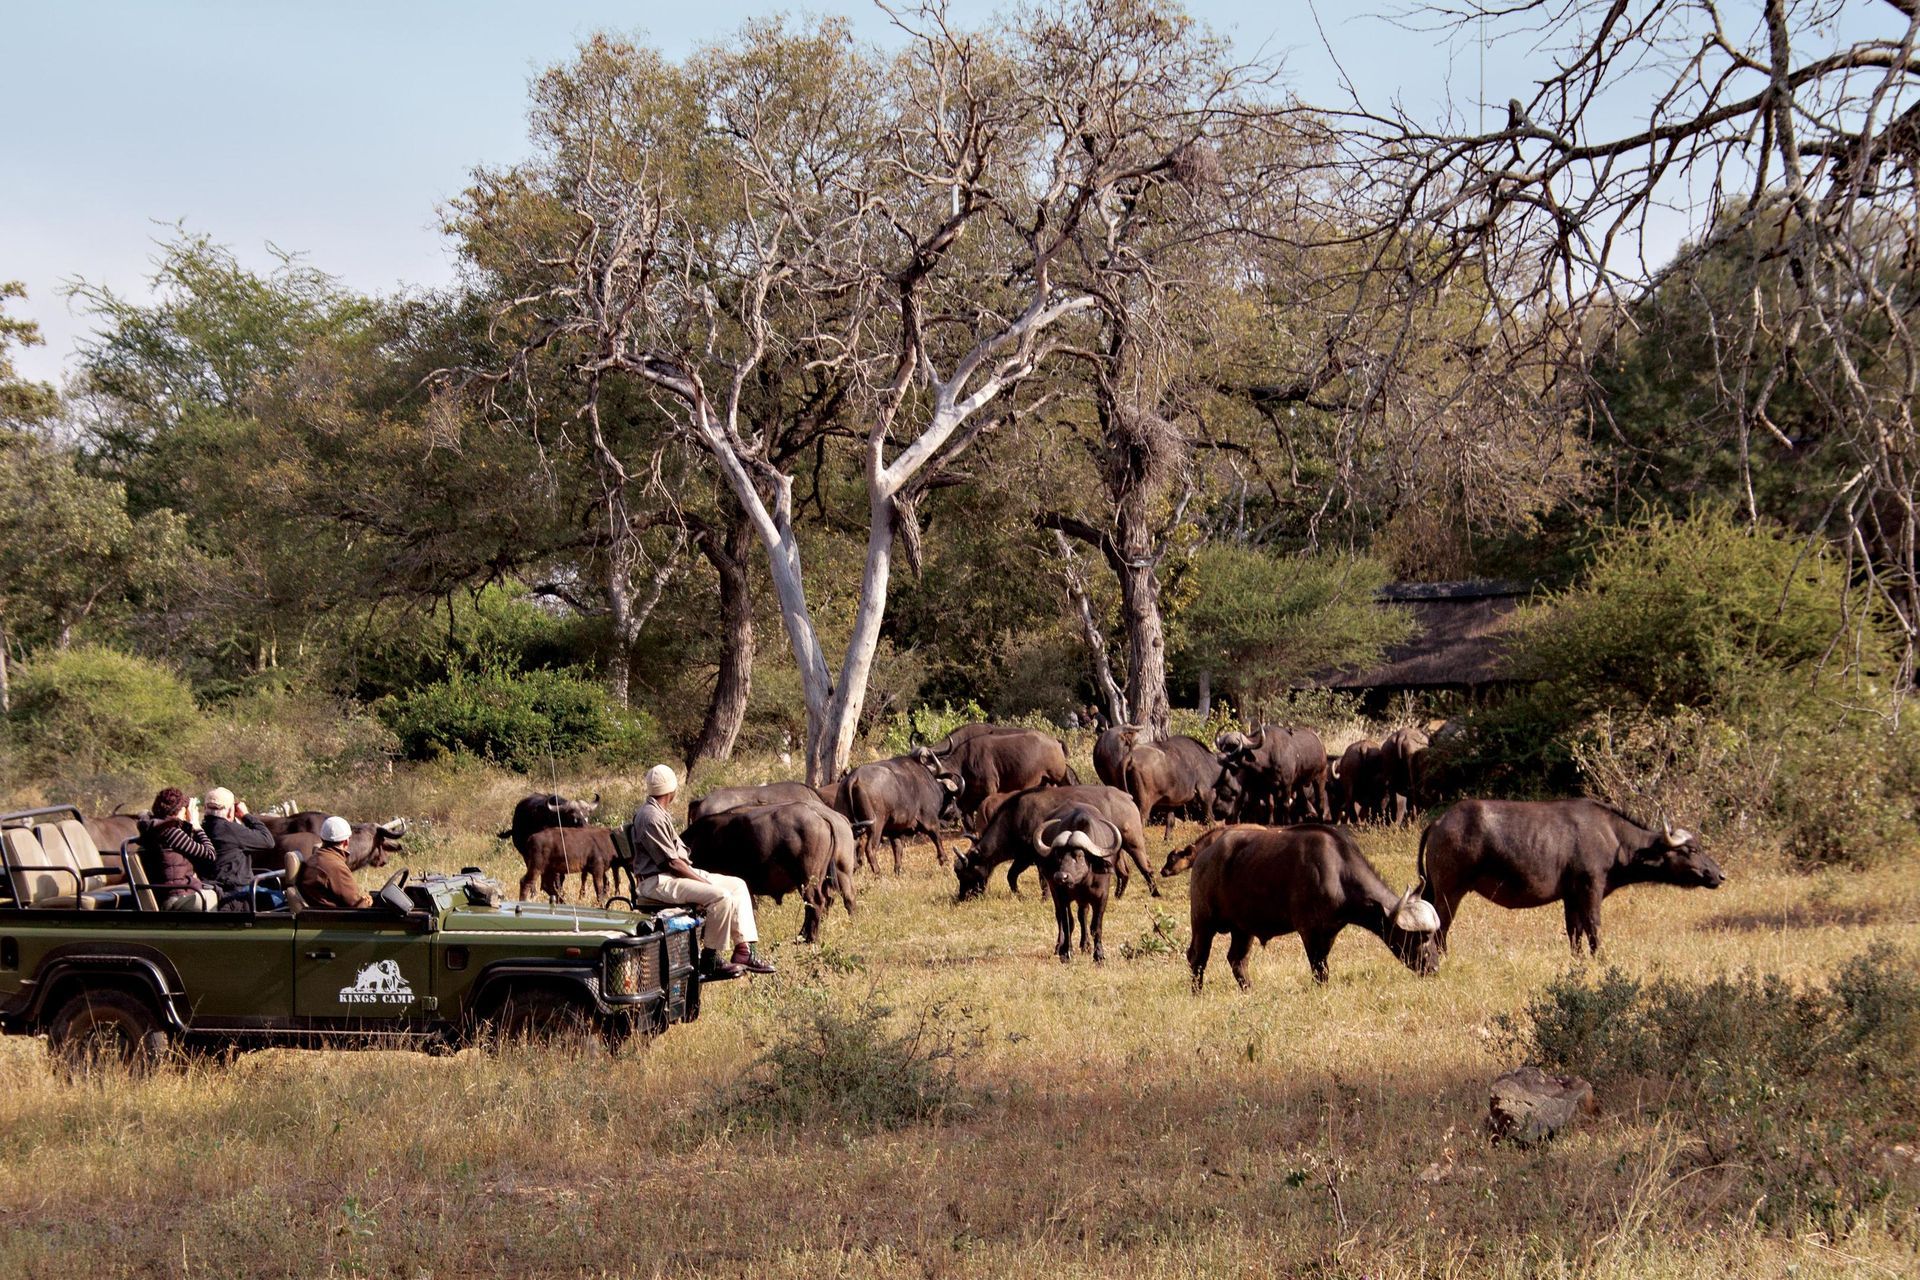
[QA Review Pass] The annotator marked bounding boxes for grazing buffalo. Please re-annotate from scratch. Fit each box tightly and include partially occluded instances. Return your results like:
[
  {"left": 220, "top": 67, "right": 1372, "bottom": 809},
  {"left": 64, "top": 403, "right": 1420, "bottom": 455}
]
[
  {"left": 1417, "top": 798, "right": 1725, "bottom": 956},
  {"left": 518, "top": 825, "right": 621, "bottom": 903},
  {"left": 1380, "top": 727, "right": 1430, "bottom": 822},
  {"left": 1327, "top": 738, "right": 1388, "bottom": 824},
  {"left": 1215, "top": 725, "right": 1330, "bottom": 823},
  {"left": 916, "top": 729, "right": 1076, "bottom": 829},
  {"left": 1036, "top": 806, "right": 1125, "bottom": 964},
  {"left": 1093, "top": 724, "right": 1142, "bottom": 788},
  {"left": 497, "top": 792, "right": 600, "bottom": 858},
  {"left": 689, "top": 781, "right": 829, "bottom": 824},
  {"left": 841, "top": 756, "right": 959, "bottom": 873},
  {"left": 1163, "top": 824, "right": 1440, "bottom": 991},
  {"left": 683, "top": 800, "right": 857, "bottom": 943},
  {"left": 1120, "top": 744, "right": 1214, "bottom": 835},
  {"left": 953, "top": 784, "right": 1156, "bottom": 900}
]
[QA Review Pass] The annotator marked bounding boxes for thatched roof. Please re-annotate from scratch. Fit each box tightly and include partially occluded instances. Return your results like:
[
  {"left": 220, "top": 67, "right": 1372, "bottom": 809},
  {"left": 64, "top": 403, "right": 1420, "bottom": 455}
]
[{"left": 1320, "top": 579, "right": 1535, "bottom": 691}]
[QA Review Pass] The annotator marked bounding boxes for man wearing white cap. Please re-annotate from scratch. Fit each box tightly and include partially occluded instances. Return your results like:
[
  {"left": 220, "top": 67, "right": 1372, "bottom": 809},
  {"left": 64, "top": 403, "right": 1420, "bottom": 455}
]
[
  {"left": 297, "top": 817, "right": 373, "bottom": 910},
  {"left": 628, "top": 765, "right": 774, "bottom": 977}
]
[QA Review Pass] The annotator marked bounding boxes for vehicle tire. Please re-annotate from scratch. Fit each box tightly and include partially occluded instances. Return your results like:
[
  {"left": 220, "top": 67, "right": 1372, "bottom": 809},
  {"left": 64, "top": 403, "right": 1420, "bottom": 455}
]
[
  {"left": 489, "top": 987, "right": 605, "bottom": 1053},
  {"left": 47, "top": 988, "right": 173, "bottom": 1075}
]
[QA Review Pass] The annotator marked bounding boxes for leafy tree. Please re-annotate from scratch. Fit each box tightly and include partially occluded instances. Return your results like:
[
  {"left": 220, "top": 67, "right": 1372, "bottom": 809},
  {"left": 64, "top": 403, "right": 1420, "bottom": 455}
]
[
  {"left": 0, "top": 282, "right": 59, "bottom": 429},
  {"left": 1167, "top": 544, "right": 1409, "bottom": 716}
]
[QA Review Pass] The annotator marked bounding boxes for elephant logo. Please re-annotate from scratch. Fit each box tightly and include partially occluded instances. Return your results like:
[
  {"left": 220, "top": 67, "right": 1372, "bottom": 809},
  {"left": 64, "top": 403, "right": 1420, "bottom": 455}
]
[{"left": 338, "top": 958, "right": 414, "bottom": 1006}]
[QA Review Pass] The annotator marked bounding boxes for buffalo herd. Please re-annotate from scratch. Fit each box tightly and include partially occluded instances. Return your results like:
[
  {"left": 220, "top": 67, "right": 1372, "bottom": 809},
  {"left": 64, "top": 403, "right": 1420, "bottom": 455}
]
[{"left": 491, "top": 719, "right": 1727, "bottom": 981}]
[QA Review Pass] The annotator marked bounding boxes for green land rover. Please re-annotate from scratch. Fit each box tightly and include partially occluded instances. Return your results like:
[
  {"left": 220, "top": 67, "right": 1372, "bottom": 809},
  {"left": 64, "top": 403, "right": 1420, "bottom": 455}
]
[{"left": 0, "top": 804, "right": 701, "bottom": 1067}]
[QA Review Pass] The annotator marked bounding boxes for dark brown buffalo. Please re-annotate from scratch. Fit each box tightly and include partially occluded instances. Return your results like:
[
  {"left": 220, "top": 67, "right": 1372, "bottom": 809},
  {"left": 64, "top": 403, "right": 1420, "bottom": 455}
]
[
  {"left": 262, "top": 823, "right": 402, "bottom": 874},
  {"left": 1036, "top": 805, "right": 1126, "bottom": 964},
  {"left": 1327, "top": 738, "right": 1388, "bottom": 823},
  {"left": 1120, "top": 744, "right": 1212, "bottom": 835},
  {"left": 496, "top": 792, "right": 600, "bottom": 858},
  {"left": 917, "top": 729, "right": 1076, "bottom": 829},
  {"left": 518, "top": 825, "right": 621, "bottom": 903},
  {"left": 841, "top": 756, "right": 959, "bottom": 873},
  {"left": 83, "top": 814, "right": 141, "bottom": 858},
  {"left": 1215, "top": 725, "right": 1329, "bottom": 823},
  {"left": 683, "top": 800, "right": 857, "bottom": 943},
  {"left": 952, "top": 784, "right": 1157, "bottom": 900},
  {"left": 1380, "top": 727, "right": 1430, "bottom": 822},
  {"left": 1162, "top": 824, "right": 1440, "bottom": 991},
  {"left": 1092, "top": 724, "right": 1142, "bottom": 788},
  {"left": 688, "top": 781, "right": 827, "bottom": 824},
  {"left": 1417, "top": 798, "right": 1725, "bottom": 956}
]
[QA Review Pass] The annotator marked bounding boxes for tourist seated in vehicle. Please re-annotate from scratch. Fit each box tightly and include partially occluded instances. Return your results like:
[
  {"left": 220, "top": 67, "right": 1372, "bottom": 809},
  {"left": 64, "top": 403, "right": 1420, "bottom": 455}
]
[
  {"left": 627, "top": 765, "right": 774, "bottom": 977},
  {"left": 136, "top": 787, "right": 220, "bottom": 911},
  {"left": 297, "top": 816, "right": 373, "bottom": 909},
  {"left": 201, "top": 786, "right": 280, "bottom": 911}
]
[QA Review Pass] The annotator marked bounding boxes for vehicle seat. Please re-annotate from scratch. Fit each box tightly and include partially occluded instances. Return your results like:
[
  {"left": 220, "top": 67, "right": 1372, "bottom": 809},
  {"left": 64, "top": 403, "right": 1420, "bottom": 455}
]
[
  {"left": 3, "top": 828, "right": 62, "bottom": 905},
  {"left": 33, "top": 821, "right": 126, "bottom": 909},
  {"left": 283, "top": 849, "right": 307, "bottom": 913},
  {"left": 120, "top": 841, "right": 161, "bottom": 912}
]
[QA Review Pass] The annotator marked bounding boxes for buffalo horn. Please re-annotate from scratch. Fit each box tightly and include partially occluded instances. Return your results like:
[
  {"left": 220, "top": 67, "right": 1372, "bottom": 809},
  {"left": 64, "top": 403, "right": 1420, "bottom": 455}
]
[
  {"left": 1086, "top": 815, "right": 1124, "bottom": 857},
  {"left": 1035, "top": 820, "right": 1063, "bottom": 858},
  {"left": 377, "top": 818, "right": 409, "bottom": 838},
  {"left": 1391, "top": 885, "right": 1441, "bottom": 933}
]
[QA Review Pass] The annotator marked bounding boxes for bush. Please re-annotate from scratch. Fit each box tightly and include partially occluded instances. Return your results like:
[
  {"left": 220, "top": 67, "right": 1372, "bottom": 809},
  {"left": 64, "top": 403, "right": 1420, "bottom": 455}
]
[
  {"left": 717, "top": 990, "right": 980, "bottom": 1132},
  {"left": 376, "top": 668, "right": 663, "bottom": 773},
  {"left": 1500, "top": 949, "right": 1920, "bottom": 1233},
  {"left": 5, "top": 646, "right": 196, "bottom": 789},
  {"left": 875, "top": 699, "right": 990, "bottom": 758}
]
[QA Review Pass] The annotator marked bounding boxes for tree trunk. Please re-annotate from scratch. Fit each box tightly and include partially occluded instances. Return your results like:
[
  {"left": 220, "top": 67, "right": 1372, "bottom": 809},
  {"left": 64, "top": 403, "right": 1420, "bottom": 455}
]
[
  {"left": 689, "top": 510, "right": 754, "bottom": 765},
  {"left": 605, "top": 529, "right": 683, "bottom": 707},
  {"left": 810, "top": 483, "right": 898, "bottom": 782},
  {"left": 1114, "top": 494, "right": 1172, "bottom": 741},
  {"left": 0, "top": 619, "right": 10, "bottom": 715},
  {"left": 1197, "top": 668, "right": 1211, "bottom": 718}
]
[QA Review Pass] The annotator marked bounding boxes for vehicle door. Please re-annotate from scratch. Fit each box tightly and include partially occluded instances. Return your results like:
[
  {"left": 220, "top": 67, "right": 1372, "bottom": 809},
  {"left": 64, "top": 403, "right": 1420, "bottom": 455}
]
[
  {"left": 293, "top": 910, "right": 434, "bottom": 1027},
  {"left": 161, "top": 914, "right": 297, "bottom": 1027}
]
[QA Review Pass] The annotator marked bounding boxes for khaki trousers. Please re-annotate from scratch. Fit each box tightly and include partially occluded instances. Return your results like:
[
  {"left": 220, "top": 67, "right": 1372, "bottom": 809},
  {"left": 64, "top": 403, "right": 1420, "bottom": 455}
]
[
  {"left": 163, "top": 887, "right": 220, "bottom": 911},
  {"left": 635, "top": 871, "right": 758, "bottom": 953}
]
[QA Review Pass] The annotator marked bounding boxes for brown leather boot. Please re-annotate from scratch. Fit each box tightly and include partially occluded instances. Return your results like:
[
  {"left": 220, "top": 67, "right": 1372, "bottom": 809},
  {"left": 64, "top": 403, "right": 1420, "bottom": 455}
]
[
  {"left": 700, "top": 947, "right": 744, "bottom": 980},
  {"left": 733, "top": 942, "right": 775, "bottom": 975}
]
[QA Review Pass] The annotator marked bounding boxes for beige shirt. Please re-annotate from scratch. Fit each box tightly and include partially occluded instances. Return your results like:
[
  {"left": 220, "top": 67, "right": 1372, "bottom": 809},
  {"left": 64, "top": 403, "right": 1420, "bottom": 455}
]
[{"left": 626, "top": 800, "right": 689, "bottom": 880}]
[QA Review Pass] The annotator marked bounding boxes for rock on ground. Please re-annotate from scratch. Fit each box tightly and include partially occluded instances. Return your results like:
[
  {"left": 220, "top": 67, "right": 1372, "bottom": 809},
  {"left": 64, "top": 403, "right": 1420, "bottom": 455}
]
[{"left": 1488, "top": 1065, "right": 1596, "bottom": 1146}]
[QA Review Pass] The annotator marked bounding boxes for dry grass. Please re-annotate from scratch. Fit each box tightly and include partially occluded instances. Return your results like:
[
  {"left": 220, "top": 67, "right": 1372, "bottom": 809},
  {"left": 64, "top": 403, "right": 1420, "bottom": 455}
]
[{"left": 1, "top": 784, "right": 1916, "bottom": 1278}]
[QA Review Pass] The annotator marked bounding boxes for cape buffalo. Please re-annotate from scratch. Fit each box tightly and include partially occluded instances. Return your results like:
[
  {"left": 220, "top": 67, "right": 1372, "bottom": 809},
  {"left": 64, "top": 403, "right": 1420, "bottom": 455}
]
[
  {"left": 1120, "top": 744, "right": 1216, "bottom": 835},
  {"left": 497, "top": 792, "right": 600, "bottom": 858},
  {"left": 1380, "top": 726, "right": 1430, "bottom": 822},
  {"left": 841, "top": 756, "right": 959, "bottom": 873},
  {"left": 1215, "top": 725, "right": 1330, "bottom": 823},
  {"left": 519, "top": 825, "right": 622, "bottom": 903},
  {"left": 689, "top": 781, "right": 829, "bottom": 824},
  {"left": 683, "top": 800, "right": 857, "bottom": 943},
  {"left": 1417, "top": 798, "right": 1725, "bottom": 956},
  {"left": 916, "top": 729, "right": 1076, "bottom": 829},
  {"left": 258, "top": 813, "right": 406, "bottom": 873},
  {"left": 952, "top": 784, "right": 1157, "bottom": 900},
  {"left": 1163, "top": 824, "right": 1440, "bottom": 991},
  {"left": 1328, "top": 738, "right": 1388, "bottom": 824},
  {"left": 1036, "top": 806, "right": 1126, "bottom": 964},
  {"left": 1093, "top": 724, "right": 1142, "bottom": 788}
]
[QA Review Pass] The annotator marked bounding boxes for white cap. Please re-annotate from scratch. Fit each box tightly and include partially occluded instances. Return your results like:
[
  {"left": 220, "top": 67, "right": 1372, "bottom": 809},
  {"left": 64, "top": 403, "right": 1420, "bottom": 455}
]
[
  {"left": 644, "top": 765, "right": 679, "bottom": 797},
  {"left": 203, "top": 787, "right": 235, "bottom": 814},
  {"left": 319, "top": 816, "right": 353, "bottom": 843}
]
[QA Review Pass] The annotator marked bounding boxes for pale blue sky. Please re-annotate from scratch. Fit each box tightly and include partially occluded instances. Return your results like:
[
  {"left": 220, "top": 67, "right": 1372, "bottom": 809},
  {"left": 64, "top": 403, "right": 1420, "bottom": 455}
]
[{"left": 0, "top": 1, "right": 1664, "bottom": 384}]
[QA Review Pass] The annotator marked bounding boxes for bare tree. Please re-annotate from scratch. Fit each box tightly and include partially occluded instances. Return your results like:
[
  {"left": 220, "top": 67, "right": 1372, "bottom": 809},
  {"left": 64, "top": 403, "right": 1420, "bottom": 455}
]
[{"left": 1350, "top": 0, "right": 1920, "bottom": 684}]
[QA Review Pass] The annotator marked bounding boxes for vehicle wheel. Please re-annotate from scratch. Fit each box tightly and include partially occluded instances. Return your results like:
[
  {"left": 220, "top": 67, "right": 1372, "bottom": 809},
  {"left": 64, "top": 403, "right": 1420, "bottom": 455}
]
[
  {"left": 47, "top": 989, "right": 173, "bottom": 1075},
  {"left": 489, "top": 988, "right": 605, "bottom": 1053}
]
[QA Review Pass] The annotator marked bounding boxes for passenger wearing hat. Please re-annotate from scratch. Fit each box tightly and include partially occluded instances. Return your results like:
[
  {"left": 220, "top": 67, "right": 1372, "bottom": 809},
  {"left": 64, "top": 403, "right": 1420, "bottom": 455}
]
[
  {"left": 297, "top": 816, "right": 373, "bottom": 910},
  {"left": 201, "top": 787, "right": 277, "bottom": 910},
  {"left": 135, "top": 786, "right": 220, "bottom": 911},
  {"left": 627, "top": 765, "right": 774, "bottom": 977}
]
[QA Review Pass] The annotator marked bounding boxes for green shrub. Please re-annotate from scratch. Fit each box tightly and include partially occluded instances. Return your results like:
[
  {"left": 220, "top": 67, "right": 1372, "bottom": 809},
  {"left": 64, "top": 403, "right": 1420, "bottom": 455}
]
[
  {"left": 1500, "top": 949, "right": 1920, "bottom": 1233},
  {"left": 5, "top": 646, "right": 196, "bottom": 788},
  {"left": 376, "top": 668, "right": 662, "bottom": 773},
  {"left": 876, "top": 699, "right": 991, "bottom": 757},
  {"left": 717, "top": 990, "right": 979, "bottom": 1132}
]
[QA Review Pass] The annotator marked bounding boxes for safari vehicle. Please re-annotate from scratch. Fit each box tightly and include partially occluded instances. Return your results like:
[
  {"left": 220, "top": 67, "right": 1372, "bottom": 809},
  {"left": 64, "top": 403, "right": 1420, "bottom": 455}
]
[{"left": 0, "top": 805, "right": 701, "bottom": 1067}]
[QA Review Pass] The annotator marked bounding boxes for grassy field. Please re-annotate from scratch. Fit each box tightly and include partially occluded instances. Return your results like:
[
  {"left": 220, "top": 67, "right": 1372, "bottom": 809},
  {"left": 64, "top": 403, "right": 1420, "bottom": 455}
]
[{"left": 1, "top": 801, "right": 1915, "bottom": 1279}]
